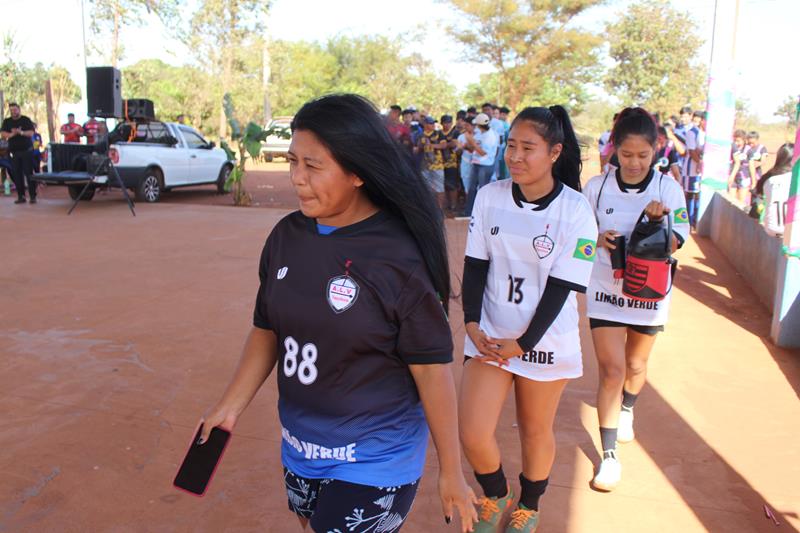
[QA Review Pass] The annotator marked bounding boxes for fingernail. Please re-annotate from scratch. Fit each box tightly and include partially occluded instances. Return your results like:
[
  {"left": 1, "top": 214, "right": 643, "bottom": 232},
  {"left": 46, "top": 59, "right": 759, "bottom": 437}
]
[
  {"left": 445, "top": 516, "right": 451, "bottom": 524},
  {"left": 197, "top": 437, "right": 204, "bottom": 445}
]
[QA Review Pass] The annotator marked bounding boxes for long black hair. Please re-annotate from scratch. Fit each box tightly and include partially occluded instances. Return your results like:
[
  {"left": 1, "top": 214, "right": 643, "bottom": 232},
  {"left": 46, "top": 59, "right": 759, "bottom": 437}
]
[
  {"left": 291, "top": 94, "right": 451, "bottom": 311},
  {"left": 611, "top": 107, "right": 658, "bottom": 148},
  {"left": 510, "top": 105, "right": 583, "bottom": 191},
  {"left": 756, "top": 142, "right": 794, "bottom": 196}
]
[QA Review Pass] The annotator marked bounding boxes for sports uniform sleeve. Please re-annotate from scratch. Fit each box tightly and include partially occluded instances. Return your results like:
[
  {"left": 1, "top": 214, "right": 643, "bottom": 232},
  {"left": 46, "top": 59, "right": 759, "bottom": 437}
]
[
  {"left": 549, "top": 199, "right": 598, "bottom": 292},
  {"left": 663, "top": 179, "right": 690, "bottom": 246},
  {"left": 516, "top": 278, "right": 570, "bottom": 352},
  {"left": 465, "top": 187, "right": 490, "bottom": 260},
  {"left": 395, "top": 265, "right": 453, "bottom": 365},
  {"left": 252, "top": 238, "right": 273, "bottom": 330},
  {"left": 462, "top": 256, "right": 489, "bottom": 324}
]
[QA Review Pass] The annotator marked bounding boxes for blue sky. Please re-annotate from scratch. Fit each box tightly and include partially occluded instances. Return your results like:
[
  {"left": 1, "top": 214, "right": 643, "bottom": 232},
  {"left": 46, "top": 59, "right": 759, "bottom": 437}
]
[{"left": 1, "top": 0, "right": 796, "bottom": 122}]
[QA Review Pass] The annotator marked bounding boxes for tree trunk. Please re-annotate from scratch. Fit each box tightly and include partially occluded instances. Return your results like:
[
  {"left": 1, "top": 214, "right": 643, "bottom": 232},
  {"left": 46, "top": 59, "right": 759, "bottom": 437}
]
[
  {"left": 262, "top": 40, "right": 272, "bottom": 125},
  {"left": 112, "top": 0, "right": 120, "bottom": 68},
  {"left": 45, "top": 80, "right": 56, "bottom": 144}
]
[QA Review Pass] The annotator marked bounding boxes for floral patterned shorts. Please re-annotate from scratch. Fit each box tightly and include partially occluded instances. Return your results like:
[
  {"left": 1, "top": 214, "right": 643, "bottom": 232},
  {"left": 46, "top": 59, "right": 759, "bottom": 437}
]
[{"left": 284, "top": 467, "right": 419, "bottom": 533}]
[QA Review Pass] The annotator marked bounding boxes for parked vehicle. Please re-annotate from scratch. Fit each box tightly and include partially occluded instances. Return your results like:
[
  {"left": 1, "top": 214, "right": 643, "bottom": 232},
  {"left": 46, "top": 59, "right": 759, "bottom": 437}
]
[
  {"left": 41, "top": 121, "right": 233, "bottom": 203},
  {"left": 260, "top": 116, "right": 292, "bottom": 162}
]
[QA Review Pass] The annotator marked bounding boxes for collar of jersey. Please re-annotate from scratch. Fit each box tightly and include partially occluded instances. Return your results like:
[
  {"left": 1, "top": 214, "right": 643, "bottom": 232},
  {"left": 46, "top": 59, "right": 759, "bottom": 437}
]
[
  {"left": 512, "top": 179, "right": 563, "bottom": 210},
  {"left": 304, "top": 209, "right": 389, "bottom": 236},
  {"left": 615, "top": 167, "right": 654, "bottom": 193}
]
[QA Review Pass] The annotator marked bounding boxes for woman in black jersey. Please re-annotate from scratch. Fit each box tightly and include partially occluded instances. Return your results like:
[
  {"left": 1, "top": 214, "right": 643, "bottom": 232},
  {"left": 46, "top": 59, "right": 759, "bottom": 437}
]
[{"left": 197, "top": 95, "right": 477, "bottom": 532}]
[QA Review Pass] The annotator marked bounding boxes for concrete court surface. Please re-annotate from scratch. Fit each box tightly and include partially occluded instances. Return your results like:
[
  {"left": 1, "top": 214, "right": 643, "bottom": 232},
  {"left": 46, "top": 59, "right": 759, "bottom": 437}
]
[{"left": 1, "top": 193, "right": 798, "bottom": 533}]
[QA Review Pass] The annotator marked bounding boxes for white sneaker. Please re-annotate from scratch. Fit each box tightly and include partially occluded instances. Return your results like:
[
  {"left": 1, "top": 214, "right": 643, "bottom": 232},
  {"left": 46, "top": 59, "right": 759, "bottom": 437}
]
[
  {"left": 617, "top": 409, "right": 635, "bottom": 443},
  {"left": 592, "top": 452, "right": 622, "bottom": 492}
]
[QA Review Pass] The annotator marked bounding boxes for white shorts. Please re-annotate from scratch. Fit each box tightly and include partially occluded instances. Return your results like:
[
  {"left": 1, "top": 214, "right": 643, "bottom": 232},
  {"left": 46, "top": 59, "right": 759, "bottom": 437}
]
[{"left": 464, "top": 346, "right": 583, "bottom": 382}]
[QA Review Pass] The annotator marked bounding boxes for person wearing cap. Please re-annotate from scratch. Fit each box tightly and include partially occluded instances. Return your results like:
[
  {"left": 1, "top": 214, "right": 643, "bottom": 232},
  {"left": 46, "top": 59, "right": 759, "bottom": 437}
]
[
  {"left": 418, "top": 115, "right": 448, "bottom": 208},
  {"left": 462, "top": 113, "right": 499, "bottom": 217},
  {"left": 482, "top": 102, "right": 508, "bottom": 182},
  {"left": 441, "top": 114, "right": 461, "bottom": 214}
]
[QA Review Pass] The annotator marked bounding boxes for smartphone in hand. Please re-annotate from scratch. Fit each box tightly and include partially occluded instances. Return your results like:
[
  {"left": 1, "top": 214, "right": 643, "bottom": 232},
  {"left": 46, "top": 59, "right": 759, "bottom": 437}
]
[{"left": 173, "top": 424, "right": 231, "bottom": 496}]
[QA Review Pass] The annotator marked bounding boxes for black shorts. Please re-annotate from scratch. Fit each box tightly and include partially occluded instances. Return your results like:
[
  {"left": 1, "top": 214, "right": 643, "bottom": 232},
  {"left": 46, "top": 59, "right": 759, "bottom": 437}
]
[
  {"left": 589, "top": 318, "right": 664, "bottom": 336},
  {"left": 284, "top": 467, "right": 419, "bottom": 532},
  {"left": 444, "top": 167, "right": 460, "bottom": 191}
]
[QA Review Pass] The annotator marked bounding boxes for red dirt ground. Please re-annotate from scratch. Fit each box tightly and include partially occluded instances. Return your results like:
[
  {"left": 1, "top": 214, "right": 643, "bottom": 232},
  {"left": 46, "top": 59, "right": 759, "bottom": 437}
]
[{"left": 1, "top": 171, "right": 798, "bottom": 532}]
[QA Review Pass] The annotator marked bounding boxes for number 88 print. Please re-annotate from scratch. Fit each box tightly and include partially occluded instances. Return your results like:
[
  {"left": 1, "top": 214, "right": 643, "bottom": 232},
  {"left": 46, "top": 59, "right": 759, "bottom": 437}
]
[{"left": 283, "top": 336, "right": 319, "bottom": 385}]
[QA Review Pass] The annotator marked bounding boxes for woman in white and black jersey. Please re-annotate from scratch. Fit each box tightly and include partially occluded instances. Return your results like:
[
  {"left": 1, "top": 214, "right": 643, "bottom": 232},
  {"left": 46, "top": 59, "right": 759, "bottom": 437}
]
[
  {"left": 583, "top": 107, "right": 689, "bottom": 491},
  {"left": 460, "top": 106, "right": 598, "bottom": 532}
]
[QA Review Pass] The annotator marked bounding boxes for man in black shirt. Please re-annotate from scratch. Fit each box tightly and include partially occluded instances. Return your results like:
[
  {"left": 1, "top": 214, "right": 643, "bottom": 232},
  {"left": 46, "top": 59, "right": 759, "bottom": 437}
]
[{"left": 0, "top": 103, "right": 37, "bottom": 203}]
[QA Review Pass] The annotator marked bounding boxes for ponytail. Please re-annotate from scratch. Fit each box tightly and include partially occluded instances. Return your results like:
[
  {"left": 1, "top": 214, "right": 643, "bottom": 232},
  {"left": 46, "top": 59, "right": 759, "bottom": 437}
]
[
  {"left": 548, "top": 105, "right": 582, "bottom": 192},
  {"left": 510, "top": 105, "right": 583, "bottom": 192}
]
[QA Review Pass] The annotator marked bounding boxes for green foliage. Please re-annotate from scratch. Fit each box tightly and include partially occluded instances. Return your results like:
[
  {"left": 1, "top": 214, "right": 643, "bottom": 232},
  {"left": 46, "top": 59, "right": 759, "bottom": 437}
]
[
  {"left": 0, "top": 38, "right": 81, "bottom": 138},
  {"left": 444, "top": 0, "right": 604, "bottom": 112},
  {"left": 605, "top": 0, "right": 707, "bottom": 115},
  {"left": 221, "top": 93, "right": 286, "bottom": 205},
  {"left": 87, "top": 0, "right": 181, "bottom": 66},
  {"left": 775, "top": 95, "right": 799, "bottom": 127},
  {"left": 123, "top": 59, "right": 215, "bottom": 128}
]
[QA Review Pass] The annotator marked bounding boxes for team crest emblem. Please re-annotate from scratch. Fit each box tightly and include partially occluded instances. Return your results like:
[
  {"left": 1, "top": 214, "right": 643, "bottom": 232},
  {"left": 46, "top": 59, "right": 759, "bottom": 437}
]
[
  {"left": 532, "top": 224, "right": 554, "bottom": 259},
  {"left": 624, "top": 262, "right": 648, "bottom": 292},
  {"left": 327, "top": 276, "right": 359, "bottom": 313},
  {"left": 327, "top": 260, "right": 359, "bottom": 313}
]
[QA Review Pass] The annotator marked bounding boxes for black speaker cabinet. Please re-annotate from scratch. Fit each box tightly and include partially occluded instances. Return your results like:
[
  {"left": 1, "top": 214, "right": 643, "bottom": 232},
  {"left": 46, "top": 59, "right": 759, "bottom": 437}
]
[
  {"left": 125, "top": 99, "right": 156, "bottom": 121},
  {"left": 86, "top": 66, "right": 122, "bottom": 118}
]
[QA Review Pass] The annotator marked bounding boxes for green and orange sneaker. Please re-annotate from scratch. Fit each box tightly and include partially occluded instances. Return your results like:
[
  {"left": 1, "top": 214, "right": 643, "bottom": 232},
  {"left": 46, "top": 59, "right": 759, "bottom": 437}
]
[
  {"left": 504, "top": 505, "right": 540, "bottom": 532},
  {"left": 473, "top": 486, "right": 515, "bottom": 533}
]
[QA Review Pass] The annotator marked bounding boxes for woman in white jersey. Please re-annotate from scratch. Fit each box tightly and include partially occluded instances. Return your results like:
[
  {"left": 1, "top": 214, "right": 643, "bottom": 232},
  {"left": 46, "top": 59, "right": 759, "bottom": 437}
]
[
  {"left": 583, "top": 107, "right": 689, "bottom": 491},
  {"left": 754, "top": 143, "right": 794, "bottom": 237},
  {"left": 460, "top": 106, "right": 598, "bottom": 532}
]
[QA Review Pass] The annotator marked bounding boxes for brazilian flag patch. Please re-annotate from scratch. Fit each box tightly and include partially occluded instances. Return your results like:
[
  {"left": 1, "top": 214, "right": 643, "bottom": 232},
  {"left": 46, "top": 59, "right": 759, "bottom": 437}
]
[
  {"left": 674, "top": 208, "right": 689, "bottom": 224},
  {"left": 573, "top": 239, "right": 597, "bottom": 262}
]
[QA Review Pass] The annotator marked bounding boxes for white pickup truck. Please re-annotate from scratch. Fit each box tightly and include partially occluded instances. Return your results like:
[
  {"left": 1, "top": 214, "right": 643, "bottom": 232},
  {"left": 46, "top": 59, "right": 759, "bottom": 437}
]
[{"left": 43, "top": 121, "right": 233, "bottom": 203}]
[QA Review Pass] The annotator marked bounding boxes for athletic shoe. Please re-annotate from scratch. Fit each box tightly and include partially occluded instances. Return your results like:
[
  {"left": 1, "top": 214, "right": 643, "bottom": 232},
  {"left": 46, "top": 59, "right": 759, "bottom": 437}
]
[
  {"left": 473, "top": 486, "right": 515, "bottom": 533},
  {"left": 617, "top": 409, "right": 635, "bottom": 443},
  {"left": 505, "top": 505, "right": 539, "bottom": 532},
  {"left": 14, "top": 197, "right": 26, "bottom": 204},
  {"left": 29, "top": 197, "right": 37, "bottom": 204},
  {"left": 592, "top": 451, "right": 621, "bottom": 492}
]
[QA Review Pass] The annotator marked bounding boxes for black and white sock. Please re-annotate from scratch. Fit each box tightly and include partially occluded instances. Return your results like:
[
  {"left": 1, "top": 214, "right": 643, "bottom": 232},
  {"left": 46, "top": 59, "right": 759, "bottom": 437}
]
[
  {"left": 621, "top": 389, "right": 639, "bottom": 413},
  {"left": 600, "top": 427, "right": 618, "bottom": 459}
]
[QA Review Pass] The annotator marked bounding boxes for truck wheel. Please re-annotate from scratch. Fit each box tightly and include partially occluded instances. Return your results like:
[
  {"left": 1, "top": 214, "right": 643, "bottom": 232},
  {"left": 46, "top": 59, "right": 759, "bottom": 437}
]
[
  {"left": 68, "top": 184, "right": 95, "bottom": 201},
  {"left": 136, "top": 170, "right": 162, "bottom": 203},
  {"left": 217, "top": 165, "right": 232, "bottom": 194}
]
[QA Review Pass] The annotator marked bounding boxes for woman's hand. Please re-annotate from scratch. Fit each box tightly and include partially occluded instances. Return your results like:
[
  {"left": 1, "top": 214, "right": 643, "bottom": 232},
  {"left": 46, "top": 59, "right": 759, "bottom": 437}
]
[
  {"left": 198, "top": 403, "right": 240, "bottom": 444},
  {"left": 483, "top": 338, "right": 525, "bottom": 360},
  {"left": 439, "top": 469, "right": 478, "bottom": 532},
  {"left": 465, "top": 322, "right": 507, "bottom": 366},
  {"left": 645, "top": 200, "right": 669, "bottom": 222},
  {"left": 598, "top": 230, "right": 620, "bottom": 251}
]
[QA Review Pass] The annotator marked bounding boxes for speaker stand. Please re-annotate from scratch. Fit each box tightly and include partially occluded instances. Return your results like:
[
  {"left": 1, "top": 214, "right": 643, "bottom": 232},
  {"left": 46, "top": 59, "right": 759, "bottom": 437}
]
[{"left": 68, "top": 157, "right": 136, "bottom": 216}]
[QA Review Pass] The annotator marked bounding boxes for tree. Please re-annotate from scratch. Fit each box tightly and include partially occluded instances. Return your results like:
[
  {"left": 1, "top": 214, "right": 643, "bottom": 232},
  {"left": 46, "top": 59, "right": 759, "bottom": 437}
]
[
  {"left": 49, "top": 66, "right": 82, "bottom": 121},
  {"left": 605, "top": 0, "right": 707, "bottom": 115},
  {"left": 123, "top": 59, "right": 218, "bottom": 132},
  {"left": 186, "top": 0, "right": 270, "bottom": 141},
  {"left": 776, "top": 95, "right": 799, "bottom": 127},
  {"left": 443, "top": 0, "right": 604, "bottom": 112},
  {"left": 87, "top": 0, "right": 180, "bottom": 67}
]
